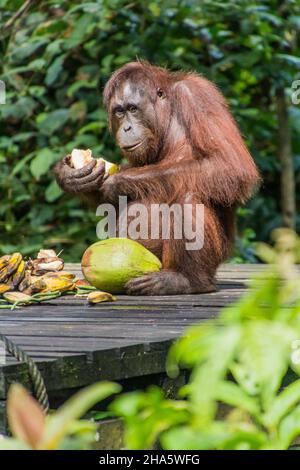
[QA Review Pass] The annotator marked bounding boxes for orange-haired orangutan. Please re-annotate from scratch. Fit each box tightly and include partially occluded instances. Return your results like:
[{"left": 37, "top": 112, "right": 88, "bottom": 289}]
[{"left": 54, "top": 62, "right": 260, "bottom": 295}]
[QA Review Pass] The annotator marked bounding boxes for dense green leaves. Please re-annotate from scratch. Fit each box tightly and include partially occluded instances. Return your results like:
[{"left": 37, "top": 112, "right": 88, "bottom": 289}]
[{"left": 0, "top": 0, "right": 299, "bottom": 259}]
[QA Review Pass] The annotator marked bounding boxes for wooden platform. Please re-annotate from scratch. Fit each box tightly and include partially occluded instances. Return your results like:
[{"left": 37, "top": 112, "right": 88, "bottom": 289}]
[{"left": 0, "top": 263, "right": 264, "bottom": 435}]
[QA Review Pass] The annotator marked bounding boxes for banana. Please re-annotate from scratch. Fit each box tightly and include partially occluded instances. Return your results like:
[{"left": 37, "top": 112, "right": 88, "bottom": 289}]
[
  {"left": 0, "top": 253, "right": 22, "bottom": 283},
  {"left": 87, "top": 291, "right": 116, "bottom": 304},
  {"left": 18, "top": 270, "right": 32, "bottom": 292},
  {"left": 0, "top": 255, "right": 10, "bottom": 271},
  {"left": 40, "top": 277, "right": 75, "bottom": 293},
  {"left": 11, "top": 260, "right": 26, "bottom": 288},
  {"left": 43, "top": 271, "right": 76, "bottom": 280},
  {"left": 0, "top": 284, "right": 10, "bottom": 294},
  {"left": 3, "top": 291, "right": 32, "bottom": 305},
  {"left": 23, "top": 278, "right": 47, "bottom": 295},
  {"left": 23, "top": 277, "right": 74, "bottom": 295},
  {"left": 0, "top": 256, "right": 10, "bottom": 282}
]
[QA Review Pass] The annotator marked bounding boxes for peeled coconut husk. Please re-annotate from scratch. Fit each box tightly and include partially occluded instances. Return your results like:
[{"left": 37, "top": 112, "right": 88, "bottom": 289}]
[
  {"left": 69, "top": 148, "right": 119, "bottom": 176},
  {"left": 81, "top": 238, "right": 162, "bottom": 294},
  {"left": 28, "top": 249, "right": 64, "bottom": 275}
]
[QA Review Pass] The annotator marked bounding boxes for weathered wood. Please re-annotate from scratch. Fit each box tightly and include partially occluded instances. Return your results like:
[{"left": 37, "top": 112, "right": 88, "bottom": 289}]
[
  {"left": 94, "top": 419, "right": 124, "bottom": 450},
  {"left": 0, "top": 401, "right": 8, "bottom": 435},
  {"left": 0, "top": 264, "right": 261, "bottom": 436}
]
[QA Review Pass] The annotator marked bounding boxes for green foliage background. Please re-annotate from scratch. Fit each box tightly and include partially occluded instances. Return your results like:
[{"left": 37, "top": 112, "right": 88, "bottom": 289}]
[{"left": 0, "top": 0, "right": 299, "bottom": 261}]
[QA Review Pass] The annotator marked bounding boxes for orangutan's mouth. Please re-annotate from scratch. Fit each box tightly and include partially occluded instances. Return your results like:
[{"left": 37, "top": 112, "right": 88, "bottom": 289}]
[{"left": 122, "top": 140, "right": 144, "bottom": 151}]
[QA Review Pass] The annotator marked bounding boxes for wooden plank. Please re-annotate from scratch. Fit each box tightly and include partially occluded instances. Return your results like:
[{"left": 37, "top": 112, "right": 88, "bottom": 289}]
[
  {"left": 94, "top": 419, "right": 124, "bottom": 450},
  {"left": 0, "top": 340, "right": 173, "bottom": 399},
  {"left": 0, "top": 263, "right": 298, "bottom": 439},
  {"left": 0, "top": 401, "right": 8, "bottom": 435},
  {"left": 0, "top": 264, "right": 263, "bottom": 403}
]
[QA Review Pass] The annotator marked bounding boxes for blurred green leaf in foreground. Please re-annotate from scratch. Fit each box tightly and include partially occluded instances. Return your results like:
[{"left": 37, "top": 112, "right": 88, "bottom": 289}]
[{"left": 112, "top": 229, "right": 300, "bottom": 450}]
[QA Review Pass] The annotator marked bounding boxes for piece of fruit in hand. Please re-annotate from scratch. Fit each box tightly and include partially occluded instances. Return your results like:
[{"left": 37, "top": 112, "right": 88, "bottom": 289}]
[
  {"left": 70, "top": 149, "right": 93, "bottom": 169},
  {"left": 70, "top": 148, "right": 119, "bottom": 176}
]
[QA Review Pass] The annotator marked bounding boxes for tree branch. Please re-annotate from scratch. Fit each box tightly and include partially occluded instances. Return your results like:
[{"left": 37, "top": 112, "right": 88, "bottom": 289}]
[
  {"left": 276, "top": 87, "right": 296, "bottom": 230},
  {"left": 1, "top": 0, "right": 36, "bottom": 38}
]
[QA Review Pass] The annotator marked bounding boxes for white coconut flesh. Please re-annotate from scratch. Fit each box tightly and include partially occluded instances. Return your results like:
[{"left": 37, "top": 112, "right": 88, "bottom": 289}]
[{"left": 70, "top": 148, "right": 118, "bottom": 175}]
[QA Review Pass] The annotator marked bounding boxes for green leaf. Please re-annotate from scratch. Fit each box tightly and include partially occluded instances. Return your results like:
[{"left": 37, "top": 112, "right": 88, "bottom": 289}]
[
  {"left": 30, "top": 149, "right": 58, "bottom": 180},
  {"left": 162, "top": 422, "right": 267, "bottom": 450},
  {"left": 289, "top": 15, "right": 300, "bottom": 30},
  {"left": 45, "top": 55, "right": 66, "bottom": 87},
  {"left": 216, "top": 381, "right": 260, "bottom": 417},
  {"left": 263, "top": 380, "right": 300, "bottom": 428},
  {"left": 64, "top": 13, "right": 95, "bottom": 49},
  {"left": 0, "top": 438, "right": 31, "bottom": 450},
  {"left": 45, "top": 180, "right": 63, "bottom": 202},
  {"left": 111, "top": 387, "right": 188, "bottom": 450},
  {"left": 41, "top": 382, "right": 121, "bottom": 450},
  {"left": 235, "top": 322, "right": 294, "bottom": 408},
  {"left": 11, "top": 39, "right": 48, "bottom": 62},
  {"left": 37, "top": 109, "right": 70, "bottom": 136},
  {"left": 187, "top": 326, "right": 241, "bottom": 422},
  {"left": 149, "top": 3, "right": 161, "bottom": 17},
  {"left": 279, "top": 404, "right": 300, "bottom": 449},
  {"left": 1, "top": 97, "right": 36, "bottom": 120},
  {"left": 162, "top": 424, "right": 229, "bottom": 450},
  {"left": 276, "top": 54, "right": 300, "bottom": 68},
  {"left": 12, "top": 152, "right": 36, "bottom": 176}
]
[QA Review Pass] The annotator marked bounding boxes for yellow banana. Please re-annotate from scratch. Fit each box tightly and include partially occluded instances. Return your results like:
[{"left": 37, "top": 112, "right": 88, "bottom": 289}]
[
  {"left": 0, "top": 283, "right": 10, "bottom": 294},
  {"left": 23, "top": 278, "right": 47, "bottom": 295},
  {"left": 11, "top": 260, "right": 26, "bottom": 288},
  {"left": 0, "top": 253, "right": 22, "bottom": 283},
  {"left": 18, "top": 270, "right": 32, "bottom": 292},
  {"left": 40, "top": 277, "right": 75, "bottom": 293},
  {"left": 87, "top": 291, "right": 116, "bottom": 304},
  {"left": 0, "top": 255, "right": 9, "bottom": 271},
  {"left": 43, "top": 271, "right": 76, "bottom": 280}
]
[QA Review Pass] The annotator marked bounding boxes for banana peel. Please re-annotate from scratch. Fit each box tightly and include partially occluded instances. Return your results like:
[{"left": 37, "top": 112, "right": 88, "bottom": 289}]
[
  {"left": 18, "top": 270, "right": 32, "bottom": 292},
  {"left": 3, "top": 291, "right": 33, "bottom": 305},
  {"left": 23, "top": 279, "right": 47, "bottom": 295},
  {"left": 37, "top": 249, "right": 57, "bottom": 259},
  {"left": 27, "top": 249, "right": 64, "bottom": 275},
  {"left": 40, "top": 276, "right": 75, "bottom": 293},
  {"left": 43, "top": 271, "right": 75, "bottom": 280},
  {"left": 0, "top": 250, "right": 92, "bottom": 307},
  {"left": 0, "top": 283, "right": 10, "bottom": 294},
  {"left": 87, "top": 291, "right": 116, "bottom": 304},
  {"left": 11, "top": 260, "right": 26, "bottom": 288},
  {"left": 0, "top": 255, "right": 10, "bottom": 271},
  {"left": 0, "top": 253, "right": 22, "bottom": 283}
]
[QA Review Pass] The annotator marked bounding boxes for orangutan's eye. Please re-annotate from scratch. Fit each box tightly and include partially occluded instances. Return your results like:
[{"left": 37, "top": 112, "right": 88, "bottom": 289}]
[
  {"left": 115, "top": 107, "right": 124, "bottom": 118},
  {"left": 129, "top": 105, "right": 138, "bottom": 113},
  {"left": 157, "top": 88, "right": 165, "bottom": 98}
]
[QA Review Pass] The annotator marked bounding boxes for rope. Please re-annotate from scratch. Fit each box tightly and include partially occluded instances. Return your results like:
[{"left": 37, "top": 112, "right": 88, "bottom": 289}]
[{"left": 0, "top": 334, "right": 49, "bottom": 413}]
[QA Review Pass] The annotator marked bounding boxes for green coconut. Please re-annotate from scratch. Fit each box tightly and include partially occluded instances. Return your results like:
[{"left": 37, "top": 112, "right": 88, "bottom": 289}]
[{"left": 81, "top": 238, "right": 162, "bottom": 293}]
